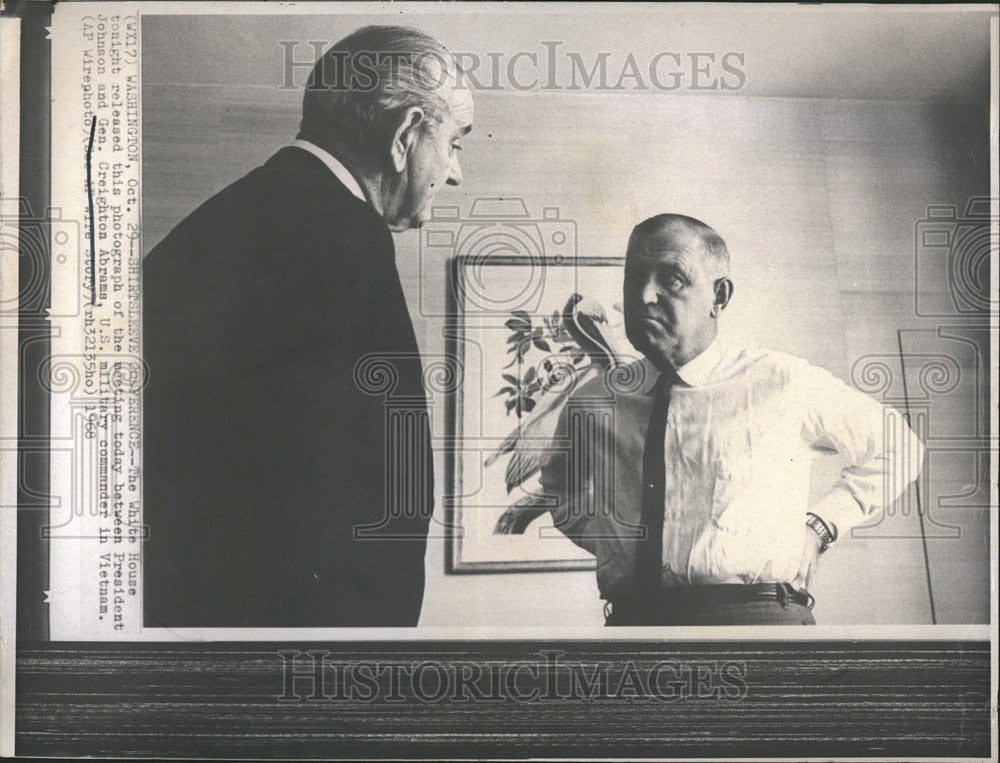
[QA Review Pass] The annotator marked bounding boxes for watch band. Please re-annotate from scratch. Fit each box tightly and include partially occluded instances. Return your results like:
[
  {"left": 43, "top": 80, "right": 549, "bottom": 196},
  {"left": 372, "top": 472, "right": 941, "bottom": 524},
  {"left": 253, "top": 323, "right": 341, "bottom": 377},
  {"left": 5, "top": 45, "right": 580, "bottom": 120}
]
[{"left": 805, "top": 512, "right": 835, "bottom": 553}]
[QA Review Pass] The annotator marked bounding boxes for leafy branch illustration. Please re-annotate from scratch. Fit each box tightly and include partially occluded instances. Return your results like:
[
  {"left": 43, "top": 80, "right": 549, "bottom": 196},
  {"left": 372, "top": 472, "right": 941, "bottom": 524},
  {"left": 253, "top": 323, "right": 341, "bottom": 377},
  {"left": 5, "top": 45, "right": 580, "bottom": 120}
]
[
  {"left": 486, "top": 294, "right": 625, "bottom": 536},
  {"left": 495, "top": 308, "right": 587, "bottom": 418}
]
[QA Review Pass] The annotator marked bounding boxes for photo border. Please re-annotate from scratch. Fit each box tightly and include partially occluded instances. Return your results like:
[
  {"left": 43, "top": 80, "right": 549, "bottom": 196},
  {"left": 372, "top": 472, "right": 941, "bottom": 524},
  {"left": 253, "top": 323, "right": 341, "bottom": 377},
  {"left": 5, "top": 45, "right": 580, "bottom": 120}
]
[{"left": 6, "top": 2, "right": 997, "bottom": 758}]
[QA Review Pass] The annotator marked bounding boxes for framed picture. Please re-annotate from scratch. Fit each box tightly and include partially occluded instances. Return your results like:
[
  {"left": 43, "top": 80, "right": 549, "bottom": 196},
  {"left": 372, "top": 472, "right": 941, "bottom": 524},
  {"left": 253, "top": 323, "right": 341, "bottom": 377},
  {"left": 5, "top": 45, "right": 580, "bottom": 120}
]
[{"left": 445, "top": 248, "right": 633, "bottom": 572}]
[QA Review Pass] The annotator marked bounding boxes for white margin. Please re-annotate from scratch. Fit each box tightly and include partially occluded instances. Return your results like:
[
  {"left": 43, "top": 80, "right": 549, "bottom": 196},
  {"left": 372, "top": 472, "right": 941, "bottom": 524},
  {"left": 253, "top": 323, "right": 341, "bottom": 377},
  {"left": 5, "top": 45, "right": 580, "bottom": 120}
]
[{"left": 0, "top": 12, "right": 21, "bottom": 758}]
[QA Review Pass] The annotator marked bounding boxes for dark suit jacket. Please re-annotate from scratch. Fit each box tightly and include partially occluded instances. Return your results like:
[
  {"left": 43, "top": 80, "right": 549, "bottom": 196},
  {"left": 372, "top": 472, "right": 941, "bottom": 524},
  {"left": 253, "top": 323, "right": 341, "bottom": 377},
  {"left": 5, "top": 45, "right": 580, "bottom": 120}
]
[{"left": 142, "top": 146, "right": 433, "bottom": 627}]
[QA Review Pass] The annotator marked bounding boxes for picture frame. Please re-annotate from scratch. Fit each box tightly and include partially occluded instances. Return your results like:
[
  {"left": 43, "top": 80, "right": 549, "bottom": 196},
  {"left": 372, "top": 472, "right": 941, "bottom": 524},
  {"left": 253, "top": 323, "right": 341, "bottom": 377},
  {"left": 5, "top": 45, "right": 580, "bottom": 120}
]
[{"left": 445, "top": 250, "right": 632, "bottom": 573}]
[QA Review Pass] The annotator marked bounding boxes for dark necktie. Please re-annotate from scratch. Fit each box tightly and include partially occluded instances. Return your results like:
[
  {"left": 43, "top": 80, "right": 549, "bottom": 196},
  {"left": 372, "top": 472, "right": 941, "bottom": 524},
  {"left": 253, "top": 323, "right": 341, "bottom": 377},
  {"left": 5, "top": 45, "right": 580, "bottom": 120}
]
[{"left": 635, "top": 369, "right": 677, "bottom": 604}]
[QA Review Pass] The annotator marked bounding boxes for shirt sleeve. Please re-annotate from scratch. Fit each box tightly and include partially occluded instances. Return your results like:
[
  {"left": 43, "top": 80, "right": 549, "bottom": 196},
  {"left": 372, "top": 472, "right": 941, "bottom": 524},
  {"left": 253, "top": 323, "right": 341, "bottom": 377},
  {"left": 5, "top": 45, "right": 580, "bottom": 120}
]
[
  {"left": 797, "top": 361, "right": 926, "bottom": 538},
  {"left": 539, "top": 401, "right": 598, "bottom": 555}
]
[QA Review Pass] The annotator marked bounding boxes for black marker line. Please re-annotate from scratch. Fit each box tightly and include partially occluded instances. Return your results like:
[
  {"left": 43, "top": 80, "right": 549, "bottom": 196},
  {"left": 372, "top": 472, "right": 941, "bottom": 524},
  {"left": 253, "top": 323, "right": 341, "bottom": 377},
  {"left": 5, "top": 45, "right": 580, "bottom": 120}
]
[{"left": 86, "top": 114, "right": 96, "bottom": 306}]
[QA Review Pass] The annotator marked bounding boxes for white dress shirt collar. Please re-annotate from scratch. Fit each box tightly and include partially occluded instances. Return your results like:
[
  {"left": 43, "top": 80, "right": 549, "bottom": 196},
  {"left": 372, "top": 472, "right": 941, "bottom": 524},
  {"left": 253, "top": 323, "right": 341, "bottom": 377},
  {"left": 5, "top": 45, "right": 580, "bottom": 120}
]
[
  {"left": 675, "top": 335, "right": 725, "bottom": 387},
  {"left": 291, "top": 139, "right": 367, "bottom": 203},
  {"left": 641, "top": 334, "right": 725, "bottom": 393}
]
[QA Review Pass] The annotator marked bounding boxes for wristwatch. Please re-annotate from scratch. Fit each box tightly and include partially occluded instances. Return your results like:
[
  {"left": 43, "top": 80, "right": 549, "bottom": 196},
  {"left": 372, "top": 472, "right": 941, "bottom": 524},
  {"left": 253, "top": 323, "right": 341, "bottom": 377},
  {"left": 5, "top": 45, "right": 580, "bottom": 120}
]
[{"left": 805, "top": 513, "right": 835, "bottom": 553}]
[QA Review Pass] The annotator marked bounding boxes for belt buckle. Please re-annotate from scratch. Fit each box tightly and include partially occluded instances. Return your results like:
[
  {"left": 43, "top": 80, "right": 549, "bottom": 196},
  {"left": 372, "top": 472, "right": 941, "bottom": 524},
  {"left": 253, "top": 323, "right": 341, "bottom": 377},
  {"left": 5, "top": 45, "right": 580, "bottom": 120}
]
[{"left": 776, "top": 583, "right": 790, "bottom": 609}]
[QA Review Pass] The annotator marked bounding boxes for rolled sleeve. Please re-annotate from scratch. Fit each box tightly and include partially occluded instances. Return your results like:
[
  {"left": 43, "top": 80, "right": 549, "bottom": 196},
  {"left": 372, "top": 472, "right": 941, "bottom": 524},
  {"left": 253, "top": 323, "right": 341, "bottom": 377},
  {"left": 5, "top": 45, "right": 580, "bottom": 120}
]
[{"left": 799, "top": 364, "right": 926, "bottom": 538}]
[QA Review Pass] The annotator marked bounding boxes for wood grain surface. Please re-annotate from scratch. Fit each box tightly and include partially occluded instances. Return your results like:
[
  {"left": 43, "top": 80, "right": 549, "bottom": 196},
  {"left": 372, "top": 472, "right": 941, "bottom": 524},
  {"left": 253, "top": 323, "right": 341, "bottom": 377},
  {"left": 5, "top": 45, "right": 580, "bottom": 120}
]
[{"left": 16, "top": 640, "right": 991, "bottom": 758}]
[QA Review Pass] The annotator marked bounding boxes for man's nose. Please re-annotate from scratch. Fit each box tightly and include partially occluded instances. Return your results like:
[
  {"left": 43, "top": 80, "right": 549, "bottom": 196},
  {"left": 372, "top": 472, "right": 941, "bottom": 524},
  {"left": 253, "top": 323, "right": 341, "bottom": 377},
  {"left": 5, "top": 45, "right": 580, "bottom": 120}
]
[
  {"left": 447, "top": 154, "right": 462, "bottom": 186},
  {"left": 640, "top": 279, "right": 658, "bottom": 306}
]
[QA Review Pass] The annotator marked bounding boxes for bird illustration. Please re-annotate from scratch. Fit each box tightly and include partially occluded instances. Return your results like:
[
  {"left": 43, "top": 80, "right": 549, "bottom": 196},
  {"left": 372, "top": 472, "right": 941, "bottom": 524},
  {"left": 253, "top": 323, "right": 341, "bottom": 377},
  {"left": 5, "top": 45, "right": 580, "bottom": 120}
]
[{"left": 491, "top": 293, "right": 626, "bottom": 534}]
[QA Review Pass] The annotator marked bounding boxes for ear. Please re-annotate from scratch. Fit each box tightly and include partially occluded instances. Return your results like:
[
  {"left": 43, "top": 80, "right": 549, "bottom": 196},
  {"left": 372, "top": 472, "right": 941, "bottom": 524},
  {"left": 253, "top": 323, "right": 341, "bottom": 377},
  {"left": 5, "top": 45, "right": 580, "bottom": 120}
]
[
  {"left": 389, "top": 106, "right": 426, "bottom": 174},
  {"left": 711, "top": 277, "right": 734, "bottom": 317}
]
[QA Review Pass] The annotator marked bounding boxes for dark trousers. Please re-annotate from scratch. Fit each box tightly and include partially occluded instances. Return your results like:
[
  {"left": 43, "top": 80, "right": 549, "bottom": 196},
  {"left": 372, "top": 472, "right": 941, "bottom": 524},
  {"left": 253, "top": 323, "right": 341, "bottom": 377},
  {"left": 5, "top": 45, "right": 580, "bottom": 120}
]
[{"left": 605, "top": 585, "right": 817, "bottom": 626}]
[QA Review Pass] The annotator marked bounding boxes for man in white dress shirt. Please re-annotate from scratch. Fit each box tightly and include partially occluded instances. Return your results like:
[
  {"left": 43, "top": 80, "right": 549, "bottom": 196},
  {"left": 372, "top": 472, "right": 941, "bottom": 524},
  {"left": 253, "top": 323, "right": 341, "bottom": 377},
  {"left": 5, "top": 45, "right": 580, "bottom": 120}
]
[{"left": 541, "top": 213, "right": 925, "bottom": 625}]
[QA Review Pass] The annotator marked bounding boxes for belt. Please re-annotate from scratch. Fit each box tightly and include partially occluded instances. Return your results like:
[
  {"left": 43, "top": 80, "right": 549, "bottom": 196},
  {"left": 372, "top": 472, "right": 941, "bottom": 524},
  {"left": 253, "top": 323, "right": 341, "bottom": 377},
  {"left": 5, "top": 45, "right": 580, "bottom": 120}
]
[{"left": 607, "top": 583, "right": 815, "bottom": 624}]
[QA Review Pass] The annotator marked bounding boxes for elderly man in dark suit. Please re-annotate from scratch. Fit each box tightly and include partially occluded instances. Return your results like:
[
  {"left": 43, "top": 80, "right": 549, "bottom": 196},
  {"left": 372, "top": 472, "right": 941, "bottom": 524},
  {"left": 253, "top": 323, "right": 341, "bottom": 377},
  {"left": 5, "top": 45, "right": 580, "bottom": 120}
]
[{"left": 142, "top": 26, "right": 473, "bottom": 627}]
